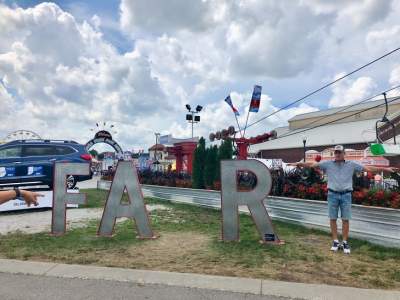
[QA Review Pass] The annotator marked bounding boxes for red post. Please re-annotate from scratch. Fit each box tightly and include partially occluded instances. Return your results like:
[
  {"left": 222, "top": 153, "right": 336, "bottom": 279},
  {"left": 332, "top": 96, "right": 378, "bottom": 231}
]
[
  {"left": 233, "top": 131, "right": 275, "bottom": 160},
  {"left": 167, "top": 142, "right": 197, "bottom": 174},
  {"left": 235, "top": 138, "right": 249, "bottom": 160}
]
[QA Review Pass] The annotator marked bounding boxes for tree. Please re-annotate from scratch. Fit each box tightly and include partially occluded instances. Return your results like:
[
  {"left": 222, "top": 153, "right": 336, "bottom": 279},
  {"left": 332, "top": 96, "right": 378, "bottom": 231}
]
[
  {"left": 192, "top": 137, "right": 206, "bottom": 189},
  {"left": 219, "top": 138, "right": 233, "bottom": 160},
  {"left": 97, "top": 152, "right": 105, "bottom": 160},
  {"left": 217, "top": 138, "right": 233, "bottom": 179},
  {"left": 89, "top": 149, "right": 98, "bottom": 158},
  {"left": 204, "top": 145, "right": 218, "bottom": 188}
]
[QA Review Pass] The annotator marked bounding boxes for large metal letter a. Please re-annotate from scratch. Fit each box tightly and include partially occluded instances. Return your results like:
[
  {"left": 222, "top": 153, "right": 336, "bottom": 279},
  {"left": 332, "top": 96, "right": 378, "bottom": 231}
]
[
  {"left": 98, "top": 161, "right": 155, "bottom": 238},
  {"left": 221, "top": 159, "right": 282, "bottom": 244}
]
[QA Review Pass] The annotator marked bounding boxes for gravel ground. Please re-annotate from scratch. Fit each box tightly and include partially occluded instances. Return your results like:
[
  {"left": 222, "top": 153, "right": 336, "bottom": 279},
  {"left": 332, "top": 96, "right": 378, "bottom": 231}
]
[{"left": 0, "top": 204, "right": 168, "bottom": 235}]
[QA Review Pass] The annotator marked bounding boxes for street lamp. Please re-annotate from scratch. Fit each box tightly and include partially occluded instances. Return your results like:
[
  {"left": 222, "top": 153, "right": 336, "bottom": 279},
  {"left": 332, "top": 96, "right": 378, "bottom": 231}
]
[
  {"left": 302, "top": 136, "right": 307, "bottom": 162},
  {"left": 185, "top": 104, "right": 203, "bottom": 138},
  {"left": 154, "top": 132, "right": 160, "bottom": 169}
]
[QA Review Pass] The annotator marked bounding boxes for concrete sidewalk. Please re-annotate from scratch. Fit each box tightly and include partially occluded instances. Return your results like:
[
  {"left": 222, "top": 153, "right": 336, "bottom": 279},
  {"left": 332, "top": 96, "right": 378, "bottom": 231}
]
[{"left": 0, "top": 259, "right": 399, "bottom": 300}]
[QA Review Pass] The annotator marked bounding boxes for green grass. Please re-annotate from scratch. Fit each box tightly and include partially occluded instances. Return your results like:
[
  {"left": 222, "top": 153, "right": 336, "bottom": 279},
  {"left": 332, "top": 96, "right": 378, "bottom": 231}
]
[{"left": 0, "top": 188, "right": 399, "bottom": 290}]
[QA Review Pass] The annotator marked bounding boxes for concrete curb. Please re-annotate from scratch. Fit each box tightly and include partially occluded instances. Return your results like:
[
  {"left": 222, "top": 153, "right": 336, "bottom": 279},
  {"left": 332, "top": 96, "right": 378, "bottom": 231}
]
[{"left": 0, "top": 259, "right": 399, "bottom": 300}]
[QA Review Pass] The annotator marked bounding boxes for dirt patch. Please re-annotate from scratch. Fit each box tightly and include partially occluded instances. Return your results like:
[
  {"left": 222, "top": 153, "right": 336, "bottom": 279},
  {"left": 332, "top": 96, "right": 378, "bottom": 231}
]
[{"left": 96, "top": 232, "right": 212, "bottom": 271}]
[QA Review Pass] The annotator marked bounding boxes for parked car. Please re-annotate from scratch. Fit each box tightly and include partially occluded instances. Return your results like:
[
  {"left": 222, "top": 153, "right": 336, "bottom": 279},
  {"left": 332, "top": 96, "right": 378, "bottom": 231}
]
[{"left": 0, "top": 139, "right": 93, "bottom": 189}]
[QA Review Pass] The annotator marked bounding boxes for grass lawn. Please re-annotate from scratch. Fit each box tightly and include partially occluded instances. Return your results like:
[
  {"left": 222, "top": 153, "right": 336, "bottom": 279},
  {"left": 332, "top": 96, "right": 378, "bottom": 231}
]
[{"left": 0, "top": 189, "right": 399, "bottom": 290}]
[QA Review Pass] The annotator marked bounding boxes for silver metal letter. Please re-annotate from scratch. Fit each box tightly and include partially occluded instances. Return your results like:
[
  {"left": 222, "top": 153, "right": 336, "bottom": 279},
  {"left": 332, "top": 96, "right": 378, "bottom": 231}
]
[
  {"left": 221, "top": 159, "right": 282, "bottom": 243},
  {"left": 51, "top": 163, "right": 89, "bottom": 235},
  {"left": 98, "top": 161, "right": 155, "bottom": 238}
]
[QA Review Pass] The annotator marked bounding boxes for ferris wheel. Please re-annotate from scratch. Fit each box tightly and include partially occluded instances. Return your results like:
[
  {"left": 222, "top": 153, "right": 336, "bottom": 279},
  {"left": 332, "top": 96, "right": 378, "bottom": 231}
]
[{"left": 4, "top": 130, "right": 42, "bottom": 142}]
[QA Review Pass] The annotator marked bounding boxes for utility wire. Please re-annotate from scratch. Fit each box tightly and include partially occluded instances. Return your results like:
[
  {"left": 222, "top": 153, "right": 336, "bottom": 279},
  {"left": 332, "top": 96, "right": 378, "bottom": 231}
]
[
  {"left": 245, "top": 46, "right": 400, "bottom": 130},
  {"left": 275, "top": 94, "right": 400, "bottom": 141},
  {"left": 281, "top": 84, "right": 400, "bottom": 133}
]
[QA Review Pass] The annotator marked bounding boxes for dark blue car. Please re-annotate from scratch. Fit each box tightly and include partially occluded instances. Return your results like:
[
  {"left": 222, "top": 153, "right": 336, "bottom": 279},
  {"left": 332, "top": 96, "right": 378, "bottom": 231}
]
[{"left": 0, "top": 139, "right": 92, "bottom": 189}]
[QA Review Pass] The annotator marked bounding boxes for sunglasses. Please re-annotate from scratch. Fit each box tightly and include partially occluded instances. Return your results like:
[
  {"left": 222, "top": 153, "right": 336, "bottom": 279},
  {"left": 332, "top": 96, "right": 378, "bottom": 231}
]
[{"left": 334, "top": 150, "right": 343, "bottom": 154}]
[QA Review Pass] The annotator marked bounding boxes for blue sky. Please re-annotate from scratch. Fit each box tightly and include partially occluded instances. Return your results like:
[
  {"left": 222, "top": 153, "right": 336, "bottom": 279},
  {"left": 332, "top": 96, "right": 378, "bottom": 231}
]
[{"left": 1, "top": 0, "right": 400, "bottom": 150}]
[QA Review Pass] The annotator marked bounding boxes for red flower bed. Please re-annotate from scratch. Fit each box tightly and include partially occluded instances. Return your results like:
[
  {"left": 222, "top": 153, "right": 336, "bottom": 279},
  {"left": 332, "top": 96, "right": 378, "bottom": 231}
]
[
  {"left": 100, "top": 169, "right": 399, "bottom": 209},
  {"left": 278, "top": 182, "right": 399, "bottom": 209}
]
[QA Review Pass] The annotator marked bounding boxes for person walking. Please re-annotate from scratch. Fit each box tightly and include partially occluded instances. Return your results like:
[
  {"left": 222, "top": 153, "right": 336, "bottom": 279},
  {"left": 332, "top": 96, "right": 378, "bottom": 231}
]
[{"left": 291, "top": 145, "right": 397, "bottom": 254}]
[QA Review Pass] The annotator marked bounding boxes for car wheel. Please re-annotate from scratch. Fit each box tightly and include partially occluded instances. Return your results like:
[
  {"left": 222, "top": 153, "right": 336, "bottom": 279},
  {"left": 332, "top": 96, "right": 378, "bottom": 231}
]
[{"left": 66, "top": 175, "right": 76, "bottom": 189}]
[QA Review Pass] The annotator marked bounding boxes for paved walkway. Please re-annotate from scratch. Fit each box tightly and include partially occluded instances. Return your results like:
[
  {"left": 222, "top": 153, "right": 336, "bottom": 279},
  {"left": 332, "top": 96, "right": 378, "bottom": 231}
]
[
  {"left": 0, "top": 273, "right": 286, "bottom": 300},
  {"left": 76, "top": 176, "right": 99, "bottom": 189},
  {"left": 0, "top": 259, "right": 399, "bottom": 300}
]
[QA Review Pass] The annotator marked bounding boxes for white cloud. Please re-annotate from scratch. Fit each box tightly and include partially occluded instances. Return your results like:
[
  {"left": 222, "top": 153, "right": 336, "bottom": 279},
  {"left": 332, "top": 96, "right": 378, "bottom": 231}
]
[
  {"left": 120, "top": 0, "right": 329, "bottom": 78},
  {"left": 329, "top": 74, "right": 377, "bottom": 107},
  {"left": 388, "top": 64, "right": 400, "bottom": 97},
  {"left": 1, "top": 0, "right": 400, "bottom": 151},
  {"left": 0, "top": 83, "right": 14, "bottom": 116},
  {"left": 390, "top": 65, "right": 400, "bottom": 86},
  {"left": 194, "top": 90, "right": 319, "bottom": 142},
  {"left": 0, "top": 2, "right": 174, "bottom": 150},
  {"left": 119, "top": 0, "right": 216, "bottom": 34},
  {"left": 366, "top": 25, "right": 400, "bottom": 59}
]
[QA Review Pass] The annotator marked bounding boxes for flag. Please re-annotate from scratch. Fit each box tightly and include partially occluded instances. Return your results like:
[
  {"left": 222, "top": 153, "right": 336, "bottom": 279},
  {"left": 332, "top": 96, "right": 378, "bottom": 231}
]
[
  {"left": 249, "top": 85, "right": 262, "bottom": 113},
  {"left": 224, "top": 95, "right": 240, "bottom": 116}
]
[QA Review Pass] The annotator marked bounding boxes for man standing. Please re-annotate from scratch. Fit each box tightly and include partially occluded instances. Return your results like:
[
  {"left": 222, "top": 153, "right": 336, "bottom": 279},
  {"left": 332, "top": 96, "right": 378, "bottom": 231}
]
[{"left": 291, "top": 145, "right": 396, "bottom": 254}]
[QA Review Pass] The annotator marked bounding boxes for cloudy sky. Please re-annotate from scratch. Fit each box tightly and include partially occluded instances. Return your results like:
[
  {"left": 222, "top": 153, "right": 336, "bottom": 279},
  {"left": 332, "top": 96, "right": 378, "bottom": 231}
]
[{"left": 1, "top": 0, "right": 400, "bottom": 151}]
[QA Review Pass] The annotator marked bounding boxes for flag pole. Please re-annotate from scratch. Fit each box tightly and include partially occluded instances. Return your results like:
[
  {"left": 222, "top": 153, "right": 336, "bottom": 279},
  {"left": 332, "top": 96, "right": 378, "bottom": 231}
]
[
  {"left": 234, "top": 114, "right": 243, "bottom": 137},
  {"left": 243, "top": 109, "right": 250, "bottom": 137}
]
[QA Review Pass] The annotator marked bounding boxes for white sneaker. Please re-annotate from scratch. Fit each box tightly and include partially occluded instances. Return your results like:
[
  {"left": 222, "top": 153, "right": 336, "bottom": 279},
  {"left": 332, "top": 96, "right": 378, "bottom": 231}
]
[
  {"left": 330, "top": 240, "right": 341, "bottom": 252},
  {"left": 342, "top": 242, "right": 351, "bottom": 254}
]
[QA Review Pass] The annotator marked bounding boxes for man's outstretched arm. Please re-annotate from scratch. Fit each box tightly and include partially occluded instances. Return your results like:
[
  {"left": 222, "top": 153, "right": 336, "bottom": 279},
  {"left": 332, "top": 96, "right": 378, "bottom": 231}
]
[
  {"left": 288, "top": 162, "right": 320, "bottom": 169},
  {"left": 364, "top": 165, "right": 399, "bottom": 174},
  {"left": 0, "top": 190, "right": 44, "bottom": 206}
]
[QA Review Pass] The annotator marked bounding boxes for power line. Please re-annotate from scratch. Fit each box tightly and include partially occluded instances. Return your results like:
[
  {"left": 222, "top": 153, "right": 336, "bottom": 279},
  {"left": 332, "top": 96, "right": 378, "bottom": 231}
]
[
  {"left": 282, "top": 84, "right": 400, "bottom": 133},
  {"left": 245, "top": 46, "right": 400, "bottom": 130},
  {"left": 275, "top": 94, "right": 400, "bottom": 141}
]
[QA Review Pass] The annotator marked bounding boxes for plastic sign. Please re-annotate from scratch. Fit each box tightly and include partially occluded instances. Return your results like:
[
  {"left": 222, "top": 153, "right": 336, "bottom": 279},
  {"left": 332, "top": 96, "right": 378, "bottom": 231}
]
[
  {"left": 0, "top": 167, "right": 15, "bottom": 178},
  {"left": 370, "top": 143, "right": 400, "bottom": 156},
  {"left": 94, "top": 130, "right": 113, "bottom": 140},
  {"left": 51, "top": 160, "right": 281, "bottom": 244}
]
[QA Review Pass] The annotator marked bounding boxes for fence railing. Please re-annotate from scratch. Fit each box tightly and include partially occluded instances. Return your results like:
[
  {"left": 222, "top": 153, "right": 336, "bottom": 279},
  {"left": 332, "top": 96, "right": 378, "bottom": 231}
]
[{"left": 97, "top": 180, "right": 400, "bottom": 248}]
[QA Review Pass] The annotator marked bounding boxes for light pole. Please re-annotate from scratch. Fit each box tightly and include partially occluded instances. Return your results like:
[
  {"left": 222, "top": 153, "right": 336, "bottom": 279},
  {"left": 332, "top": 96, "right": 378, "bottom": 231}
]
[
  {"left": 154, "top": 132, "right": 160, "bottom": 170},
  {"left": 185, "top": 104, "right": 203, "bottom": 138},
  {"left": 302, "top": 136, "right": 307, "bottom": 162}
]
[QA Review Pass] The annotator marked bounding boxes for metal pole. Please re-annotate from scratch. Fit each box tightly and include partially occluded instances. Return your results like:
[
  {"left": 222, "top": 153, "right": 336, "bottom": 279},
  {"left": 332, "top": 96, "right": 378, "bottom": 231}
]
[
  {"left": 243, "top": 109, "right": 250, "bottom": 137},
  {"left": 191, "top": 111, "right": 194, "bottom": 138},
  {"left": 154, "top": 133, "right": 157, "bottom": 167},
  {"left": 154, "top": 133, "right": 157, "bottom": 171},
  {"left": 154, "top": 133, "right": 160, "bottom": 170},
  {"left": 303, "top": 139, "right": 306, "bottom": 162},
  {"left": 234, "top": 114, "right": 243, "bottom": 137}
]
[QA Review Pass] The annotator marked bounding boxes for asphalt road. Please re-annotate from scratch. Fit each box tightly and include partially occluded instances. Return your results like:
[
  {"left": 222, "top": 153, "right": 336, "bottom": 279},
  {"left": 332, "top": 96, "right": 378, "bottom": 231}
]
[{"left": 0, "top": 273, "right": 292, "bottom": 300}]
